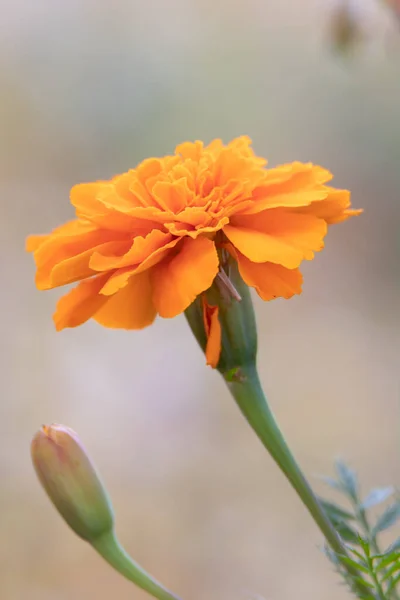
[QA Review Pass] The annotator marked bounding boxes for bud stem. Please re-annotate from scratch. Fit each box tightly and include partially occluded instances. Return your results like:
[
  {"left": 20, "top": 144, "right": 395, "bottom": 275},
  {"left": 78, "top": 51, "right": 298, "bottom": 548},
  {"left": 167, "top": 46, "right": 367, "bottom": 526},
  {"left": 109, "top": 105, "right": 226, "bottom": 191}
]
[
  {"left": 225, "top": 363, "right": 371, "bottom": 597},
  {"left": 92, "top": 530, "right": 181, "bottom": 600}
]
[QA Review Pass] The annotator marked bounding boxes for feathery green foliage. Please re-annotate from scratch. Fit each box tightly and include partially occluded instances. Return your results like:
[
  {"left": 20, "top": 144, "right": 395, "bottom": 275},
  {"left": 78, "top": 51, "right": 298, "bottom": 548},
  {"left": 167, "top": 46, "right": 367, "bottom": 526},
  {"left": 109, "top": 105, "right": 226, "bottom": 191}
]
[{"left": 321, "top": 461, "right": 399, "bottom": 599}]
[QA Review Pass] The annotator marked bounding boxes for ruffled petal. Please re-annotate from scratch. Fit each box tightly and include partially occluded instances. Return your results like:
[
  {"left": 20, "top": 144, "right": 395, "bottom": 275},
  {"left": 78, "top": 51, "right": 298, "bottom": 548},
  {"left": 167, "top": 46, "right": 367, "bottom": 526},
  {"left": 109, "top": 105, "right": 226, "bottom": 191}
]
[
  {"left": 90, "top": 229, "right": 173, "bottom": 271},
  {"left": 202, "top": 296, "right": 221, "bottom": 368},
  {"left": 242, "top": 163, "right": 333, "bottom": 215},
  {"left": 235, "top": 249, "right": 303, "bottom": 300},
  {"left": 99, "top": 266, "right": 140, "bottom": 296},
  {"left": 71, "top": 183, "right": 161, "bottom": 233},
  {"left": 26, "top": 235, "right": 48, "bottom": 252},
  {"left": 93, "top": 270, "right": 156, "bottom": 329},
  {"left": 29, "top": 221, "right": 128, "bottom": 290},
  {"left": 151, "top": 178, "right": 194, "bottom": 213},
  {"left": 53, "top": 273, "right": 110, "bottom": 331},
  {"left": 49, "top": 241, "right": 130, "bottom": 288},
  {"left": 70, "top": 183, "right": 108, "bottom": 216},
  {"left": 224, "top": 209, "right": 327, "bottom": 269},
  {"left": 152, "top": 237, "right": 219, "bottom": 318},
  {"left": 295, "top": 187, "right": 362, "bottom": 224},
  {"left": 175, "top": 140, "right": 204, "bottom": 161}
]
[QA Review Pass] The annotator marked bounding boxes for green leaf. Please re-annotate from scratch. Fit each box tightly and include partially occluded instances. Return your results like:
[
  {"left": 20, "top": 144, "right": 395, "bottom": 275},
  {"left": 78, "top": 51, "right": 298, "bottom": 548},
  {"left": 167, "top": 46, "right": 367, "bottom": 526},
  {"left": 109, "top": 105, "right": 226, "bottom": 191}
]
[
  {"left": 358, "top": 536, "right": 371, "bottom": 558},
  {"left": 335, "top": 520, "right": 361, "bottom": 544},
  {"left": 372, "top": 501, "right": 400, "bottom": 537},
  {"left": 319, "top": 497, "right": 355, "bottom": 521},
  {"left": 336, "top": 554, "right": 371, "bottom": 575},
  {"left": 387, "top": 572, "right": 400, "bottom": 593},
  {"left": 348, "top": 577, "right": 375, "bottom": 590},
  {"left": 376, "top": 551, "right": 400, "bottom": 571},
  {"left": 335, "top": 460, "right": 358, "bottom": 500},
  {"left": 347, "top": 545, "right": 370, "bottom": 564},
  {"left": 381, "top": 561, "right": 400, "bottom": 582},
  {"left": 360, "top": 487, "right": 394, "bottom": 511}
]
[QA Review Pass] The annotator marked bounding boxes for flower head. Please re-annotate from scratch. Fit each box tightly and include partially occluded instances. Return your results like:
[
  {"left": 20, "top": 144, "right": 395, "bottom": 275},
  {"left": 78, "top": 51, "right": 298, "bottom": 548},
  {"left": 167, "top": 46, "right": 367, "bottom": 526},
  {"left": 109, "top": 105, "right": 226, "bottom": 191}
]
[{"left": 27, "top": 136, "right": 361, "bottom": 364}]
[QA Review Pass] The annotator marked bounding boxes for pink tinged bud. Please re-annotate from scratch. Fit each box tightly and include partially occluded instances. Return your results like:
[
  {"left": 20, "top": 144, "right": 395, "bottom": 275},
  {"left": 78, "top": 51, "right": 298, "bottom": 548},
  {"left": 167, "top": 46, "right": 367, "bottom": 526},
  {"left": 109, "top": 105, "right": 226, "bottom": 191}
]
[{"left": 31, "top": 424, "right": 113, "bottom": 543}]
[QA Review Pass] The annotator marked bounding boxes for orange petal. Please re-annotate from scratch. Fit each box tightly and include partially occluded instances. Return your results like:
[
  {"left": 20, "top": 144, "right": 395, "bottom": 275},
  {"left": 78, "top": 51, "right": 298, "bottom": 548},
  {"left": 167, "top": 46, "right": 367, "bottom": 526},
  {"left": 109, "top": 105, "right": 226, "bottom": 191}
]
[
  {"left": 152, "top": 237, "right": 219, "bottom": 318},
  {"left": 165, "top": 217, "right": 229, "bottom": 238},
  {"left": 295, "top": 187, "right": 362, "bottom": 224},
  {"left": 263, "top": 162, "right": 332, "bottom": 189},
  {"left": 71, "top": 182, "right": 162, "bottom": 232},
  {"left": 53, "top": 273, "right": 111, "bottom": 331},
  {"left": 212, "top": 146, "right": 266, "bottom": 188},
  {"left": 224, "top": 209, "right": 327, "bottom": 269},
  {"left": 110, "top": 173, "right": 149, "bottom": 209},
  {"left": 49, "top": 241, "right": 130, "bottom": 288},
  {"left": 99, "top": 266, "right": 140, "bottom": 296},
  {"left": 70, "top": 182, "right": 108, "bottom": 216},
  {"left": 26, "top": 235, "right": 48, "bottom": 252},
  {"left": 202, "top": 296, "right": 221, "bottom": 368},
  {"left": 175, "top": 140, "right": 204, "bottom": 161},
  {"left": 235, "top": 250, "right": 303, "bottom": 300},
  {"left": 151, "top": 178, "right": 194, "bottom": 213},
  {"left": 31, "top": 221, "right": 128, "bottom": 290},
  {"left": 328, "top": 208, "right": 363, "bottom": 224},
  {"left": 93, "top": 270, "right": 156, "bottom": 329},
  {"left": 242, "top": 163, "right": 333, "bottom": 215},
  {"left": 90, "top": 229, "right": 173, "bottom": 271},
  {"left": 242, "top": 189, "right": 329, "bottom": 214}
]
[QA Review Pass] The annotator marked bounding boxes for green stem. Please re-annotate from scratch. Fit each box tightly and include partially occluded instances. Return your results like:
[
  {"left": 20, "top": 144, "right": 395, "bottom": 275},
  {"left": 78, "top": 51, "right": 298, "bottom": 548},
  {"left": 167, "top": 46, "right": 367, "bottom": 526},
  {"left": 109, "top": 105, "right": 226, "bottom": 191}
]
[
  {"left": 225, "top": 364, "right": 371, "bottom": 598},
  {"left": 366, "top": 554, "right": 386, "bottom": 600},
  {"left": 92, "top": 529, "right": 181, "bottom": 600}
]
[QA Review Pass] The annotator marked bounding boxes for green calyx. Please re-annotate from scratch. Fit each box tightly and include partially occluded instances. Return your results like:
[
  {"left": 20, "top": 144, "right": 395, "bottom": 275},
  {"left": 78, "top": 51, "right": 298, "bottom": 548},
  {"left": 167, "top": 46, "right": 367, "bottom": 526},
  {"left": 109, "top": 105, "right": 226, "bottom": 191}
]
[{"left": 185, "top": 252, "right": 258, "bottom": 374}]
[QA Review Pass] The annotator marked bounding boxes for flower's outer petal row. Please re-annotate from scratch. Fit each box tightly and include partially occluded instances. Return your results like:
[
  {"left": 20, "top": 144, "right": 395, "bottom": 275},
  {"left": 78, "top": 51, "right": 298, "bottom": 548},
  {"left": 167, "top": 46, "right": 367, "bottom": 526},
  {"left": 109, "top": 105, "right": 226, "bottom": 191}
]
[
  {"left": 89, "top": 229, "right": 172, "bottom": 271},
  {"left": 26, "top": 234, "right": 48, "bottom": 252},
  {"left": 50, "top": 241, "right": 130, "bottom": 288},
  {"left": 262, "top": 162, "right": 332, "bottom": 188},
  {"left": 328, "top": 208, "right": 363, "bottom": 223},
  {"left": 202, "top": 297, "right": 222, "bottom": 368},
  {"left": 224, "top": 209, "right": 327, "bottom": 269},
  {"left": 294, "top": 187, "right": 363, "bottom": 224},
  {"left": 242, "top": 163, "right": 333, "bottom": 215},
  {"left": 27, "top": 220, "right": 130, "bottom": 290},
  {"left": 71, "top": 183, "right": 168, "bottom": 232},
  {"left": 53, "top": 270, "right": 157, "bottom": 331},
  {"left": 235, "top": 250, "right": 303, "bottom": 300},
  {"left": 152, "top": 237, "right": 219, "bottom": 318},
  {"left": 242, "top": 189, "right": 329, "bottom": 214},
  {"left": 70, "top": 182, "right": 110, "bottom": 216},
  {"left": 93, "top": 270, "right": 157, "bottom": 329},
  {"left": 53, "top": 273, "right": 111, "bottom": 330}
]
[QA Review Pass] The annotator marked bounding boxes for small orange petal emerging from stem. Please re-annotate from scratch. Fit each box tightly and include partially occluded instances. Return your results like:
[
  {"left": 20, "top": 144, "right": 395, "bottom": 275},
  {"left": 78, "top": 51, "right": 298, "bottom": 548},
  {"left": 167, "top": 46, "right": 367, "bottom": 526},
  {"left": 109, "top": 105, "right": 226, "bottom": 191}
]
[{"left": 202, "top": 296, "right": 222, "bottom": 368}]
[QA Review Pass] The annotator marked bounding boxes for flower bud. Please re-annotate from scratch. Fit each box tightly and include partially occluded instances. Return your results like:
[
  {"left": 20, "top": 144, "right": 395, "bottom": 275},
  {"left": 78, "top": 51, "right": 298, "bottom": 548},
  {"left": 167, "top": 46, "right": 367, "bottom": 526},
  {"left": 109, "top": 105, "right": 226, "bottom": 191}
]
[
  {"left": 185, "top": 249, "right": 258, "bottom": 376},
  {"left": 31, "top": 424, "right": 113, "bottom": 542}
]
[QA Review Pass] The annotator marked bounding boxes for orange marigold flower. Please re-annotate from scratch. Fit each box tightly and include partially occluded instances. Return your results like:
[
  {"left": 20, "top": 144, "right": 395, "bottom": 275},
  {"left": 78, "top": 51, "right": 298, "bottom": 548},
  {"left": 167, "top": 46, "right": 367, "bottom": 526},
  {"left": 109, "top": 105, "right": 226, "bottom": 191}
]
[{"left": 26, "top": 136, "right": 361, "bottom": 337}]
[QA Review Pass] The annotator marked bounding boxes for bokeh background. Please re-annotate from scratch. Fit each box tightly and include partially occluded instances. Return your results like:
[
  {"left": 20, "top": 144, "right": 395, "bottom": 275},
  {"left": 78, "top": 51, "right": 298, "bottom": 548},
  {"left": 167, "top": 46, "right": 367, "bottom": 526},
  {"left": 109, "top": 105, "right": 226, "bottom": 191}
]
[{"left": 1, "top": 1, "right": 399, "bottom": 599}]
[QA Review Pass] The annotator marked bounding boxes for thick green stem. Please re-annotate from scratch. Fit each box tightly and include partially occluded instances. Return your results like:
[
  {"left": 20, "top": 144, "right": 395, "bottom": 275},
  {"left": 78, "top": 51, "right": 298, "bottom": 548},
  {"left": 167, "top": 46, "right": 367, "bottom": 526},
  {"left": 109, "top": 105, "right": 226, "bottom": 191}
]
[
  {"left": 225, "top": 364, "right": 371, "bottom": 598},
  {"left": 92, "top": 530, "right": 181, "bottom": 600}
]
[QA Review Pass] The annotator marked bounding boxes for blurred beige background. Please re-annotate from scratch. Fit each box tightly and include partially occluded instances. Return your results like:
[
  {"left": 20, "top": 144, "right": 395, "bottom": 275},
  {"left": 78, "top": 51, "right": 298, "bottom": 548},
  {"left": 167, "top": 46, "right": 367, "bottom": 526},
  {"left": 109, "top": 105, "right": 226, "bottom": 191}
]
[{"left": 1, "top": 1, "right": 399, "bottom": 599}]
